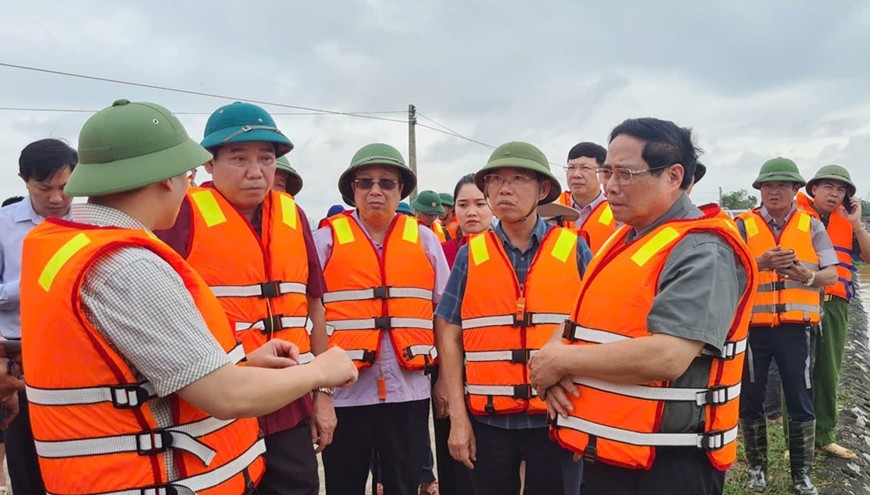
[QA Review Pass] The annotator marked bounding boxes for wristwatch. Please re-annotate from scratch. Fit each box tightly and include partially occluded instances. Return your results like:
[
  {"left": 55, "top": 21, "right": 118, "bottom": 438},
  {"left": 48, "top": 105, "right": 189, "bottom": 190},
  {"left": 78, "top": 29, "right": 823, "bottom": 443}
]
[
  {"left": 314, "top": 386, "right": 334, "bottom": 396},
  {"left": 803, "top": 271, "right": 816, "bottom": 287}
]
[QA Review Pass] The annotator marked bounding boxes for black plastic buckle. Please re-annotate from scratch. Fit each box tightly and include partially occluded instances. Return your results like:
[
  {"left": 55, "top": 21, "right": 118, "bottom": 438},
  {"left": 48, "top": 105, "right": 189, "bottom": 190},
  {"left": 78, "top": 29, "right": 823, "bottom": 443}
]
[
  {"left": 372, "top": 286, "right": 389, "bottom": 299},
  {"left": 513, "top": 384, "right": 532, "bottom": 400},
  {"left": 136, "top": 483, "right": 176, "bottom": 495},
  {"left": 772, "top": 281, "right": 786, "bottom": 290},
  {"left": 774, "top": 303, "right": 787, "bottom": 314},
  {"left": 701, "top": 429, "right": 726, "bottom": 451},
  {"left": 361, "top": 350, "right": 377, "bottom": 364},
  {"left": 111, "top": 384, "right": 151, "bottom": 409},
  {"left": 136, "top": 430, "right": 172, "bottom": 456},
  {"left": 259, "top": 281, "right": 281, "bottom": 299},
  {"left": 374, "top": 316, "right": 391, "bottom": 330},
  {"left": 512, "top": 312, "right": 531, "bottom": 327},
  {"left": 562, "top": 320, "right": 578, "bottom": 342},
  {"left": 583, "top": 435, "right": 598, "bottom": 464},
  {"left": 510, "top": 349, "right": 530, "bottom": 364},
  {"left": 721, "top": 341, "right": 737, "bottom": 360},
  {"left": 484, "top": 395, "right": 496, "bottom": 414},
  {"left": 260, "top": 314, "right": 284, "bottom": 334},
  {"left": 703, "top": 385, "right": 730, "bottom": 405}
]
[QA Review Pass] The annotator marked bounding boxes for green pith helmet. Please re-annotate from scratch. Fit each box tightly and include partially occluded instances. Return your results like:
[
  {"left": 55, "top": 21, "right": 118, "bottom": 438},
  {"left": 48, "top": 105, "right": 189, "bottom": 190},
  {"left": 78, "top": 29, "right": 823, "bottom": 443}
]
[
  {"left": 805, "top": 164, "right": 856, "bottom": 197},
  {"left": 338, "top": 143, "right": 416, "bottom": 206},
  {"left": 66, "top": 99, "right": 212, "bottom": 197},
  {"left": 397, "top": 202, "right": 414, "bottom": 216},
  {"left": 752, "top": 157, "right": 806, "bottom": 189},
  {"left": 474, "top": 141, "right": 561, "bottom": 204},
  {"left": 411, "top": 190, "right": 445, "bottom": 215},
  {"left": 439, "top": 192, "right": 454, "bottom": 207},
  {"left": 275, "top": 155, "right": 303, "bottom": 196},
  {"left": 201, "top": 102, "right": 293, "bottom": 157}
]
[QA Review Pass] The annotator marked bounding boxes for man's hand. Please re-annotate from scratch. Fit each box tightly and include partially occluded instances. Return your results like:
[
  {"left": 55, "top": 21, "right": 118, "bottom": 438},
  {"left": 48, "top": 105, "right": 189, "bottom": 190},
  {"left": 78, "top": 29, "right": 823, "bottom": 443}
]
[
  {"left": 310, "top": 347, "right": 359, "bottom": 388},
  {"left": 432, "top": 373, "right": 449, "bottom": 419},
  {"left": 310, "top": 392, "right": 337, "bottom": 453},
  {"left": 529, "top": 326, "right": 568, "bottom": 392},
  {"left": 776, "top": 260, "right": 813, "bottom": 284},
  {"left": 447, "top": 412, "right": 476, "bottom": 469},
  {"left": 757, "top": 246, "right": 797, "bottom": 271},
  {"left": 544, "top": 377, "right": 579, "bottom": 420},
  {"left": 246, "top": 339, "right": 300, "bottom": 369},
  {"left": 846, "top": 196, "right": 863, "bottom": 227},
  {"left": 0, "top": 358, "right": 24, "bottom": 398},
  {"left": 0, "top": 391, "right": 18, "bottom": 429}
]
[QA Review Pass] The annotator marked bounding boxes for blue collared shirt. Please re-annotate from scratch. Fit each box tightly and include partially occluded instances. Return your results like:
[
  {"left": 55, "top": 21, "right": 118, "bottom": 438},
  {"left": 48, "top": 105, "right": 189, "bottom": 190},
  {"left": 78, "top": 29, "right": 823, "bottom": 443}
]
[
  {"left": 0, "top": 198, "right": 72, "bottom": 338},
  {"left": 435, "top": 216, "right": 593, "bottom": 429}
]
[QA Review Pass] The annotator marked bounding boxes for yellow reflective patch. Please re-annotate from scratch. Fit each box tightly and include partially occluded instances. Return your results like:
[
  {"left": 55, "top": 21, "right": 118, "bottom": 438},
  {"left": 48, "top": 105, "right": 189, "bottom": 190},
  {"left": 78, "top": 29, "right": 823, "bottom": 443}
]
[
  {"left": 745, "top": 217, "right": 759, "bottom": 238},
  {"left": 403, "top": 217, "right": 419, "bottom": 243},
  {"left": 469, "top": 235, "right": 489, "bottom": 266},
  {"left": 39, "top": 233, "right": 91, "bottom": 292},
  {"left": 630, "top": 227, "right": 680, "bottom": 267},
  {"left": 598, "top": 204, "right": 613, "bottom": 225},
  {"left": 190, "top": 190, "right": 226, "bottom": 227},
  {"left": 550, "top": 229, "right": 575, "bottom": 263},
  {"left": 280, "top": 194, "right": 297, "bottom": 230},
  {"left": 797, "top": 212, "right": 810, "bottom": 232},
  {"left": 333, "top": 217, "right": 355, "bottom": 245}
]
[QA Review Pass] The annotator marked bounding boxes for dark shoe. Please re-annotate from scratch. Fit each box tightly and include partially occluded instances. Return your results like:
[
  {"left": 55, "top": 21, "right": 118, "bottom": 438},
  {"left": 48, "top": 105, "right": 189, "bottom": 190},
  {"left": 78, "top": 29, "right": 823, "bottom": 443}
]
[
  {"left": 741, "top": 419, "right": 768, "bottom": 492},
  {"left": 787, "top": 420, "right": 818, "bottom": 495},
  {"left": 746, "top": 465, "right": 767, "bottom": 492}
]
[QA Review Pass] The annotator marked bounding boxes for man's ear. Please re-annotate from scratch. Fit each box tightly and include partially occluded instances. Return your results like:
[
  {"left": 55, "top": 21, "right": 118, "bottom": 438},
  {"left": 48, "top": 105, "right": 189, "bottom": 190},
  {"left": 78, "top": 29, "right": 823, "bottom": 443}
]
[{"left": 539, "top": 180, "right": 551, "bottom": 201}]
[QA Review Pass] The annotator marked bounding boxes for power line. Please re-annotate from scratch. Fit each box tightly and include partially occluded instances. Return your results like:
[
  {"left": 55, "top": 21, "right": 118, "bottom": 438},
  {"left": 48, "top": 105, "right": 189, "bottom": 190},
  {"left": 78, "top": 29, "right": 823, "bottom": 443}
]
[
  {"left": 0, "top": 106, "right": 405, "bottom": 116},
  {"left": 417, "top": 112, "right": 496, "bottom": 149},
  {"left": 0, "top": 62, "right": 407, "bottom": 124}
]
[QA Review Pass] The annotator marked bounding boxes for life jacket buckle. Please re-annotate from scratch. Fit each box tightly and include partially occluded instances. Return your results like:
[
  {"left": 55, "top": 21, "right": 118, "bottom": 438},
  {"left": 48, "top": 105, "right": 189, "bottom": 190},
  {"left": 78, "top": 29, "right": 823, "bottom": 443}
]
[
  {"left": 260, "top": 314, "right": 284, "bottom": 334},
  {"left": 136, "top": 429, "right": 172, "bottom": 456},
  {"left": 721, "top": 341, "right": 738, "bottom": 360},
  {"left": 361, "top": 350, "right": 377, "bottom": 364},
  {"left": 774, "top": 303, "right": 788, "bottom": 314},
  {"left": 513, "top": 384, "right": 532, "bottom": 400},
  {"left": 562, "top": 320, "right": 578, "bottom": 342},
  {"left": 259, "top": 281, "right": 281, "bottom": 299},
  {"left": 111, "top": 384, "right": 152, "bottom": 409},
  {"left": 701, "top": 429, "right": 726, "bottom": 451},
  {"left": 510, "top": 349, "right": 530, "bottom": 364},
  {"left": 374, "top": 316, "right": 391, "bottom": 330},
  {"left": 700, "top": 385, "right": 731, "bottom": 406},
  {"left": 772, "top": 281, "right": 786, "bottom": 290},
  {"left": 372, "top": 286, "right": 389, "bottom": 299},
  {"left": 512, "top": 312, "right": 531, "bottom": 327}
]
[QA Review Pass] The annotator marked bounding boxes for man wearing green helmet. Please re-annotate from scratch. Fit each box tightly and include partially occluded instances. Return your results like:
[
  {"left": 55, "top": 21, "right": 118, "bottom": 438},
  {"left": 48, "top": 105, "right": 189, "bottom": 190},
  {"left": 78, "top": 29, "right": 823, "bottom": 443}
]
[
  {"left": 412, "top": 190, "right": 447, "bottom": 242},
  {"left": 313, "top": 143, "right": 450, "bottom": 495},
  {"left": 438, "top": 192, "right": 458, "bottom": 240},
  {"left": 19, "top": 99, "right": 357, "bottom": 494},
  {"left": 155, "top": 101, "right": 336, "bottom": 495},
  {"left": 274, "top": 155, "right": 304, "bottom": 197},
  {"left": 795, "top": 165, "right": 870, "bottom": 460},
  {"left": 435, "top": 141, "right": 591, "bottom": 494},
  {"left": 735, "top": 157, "right": 838, "bottom": 494}
]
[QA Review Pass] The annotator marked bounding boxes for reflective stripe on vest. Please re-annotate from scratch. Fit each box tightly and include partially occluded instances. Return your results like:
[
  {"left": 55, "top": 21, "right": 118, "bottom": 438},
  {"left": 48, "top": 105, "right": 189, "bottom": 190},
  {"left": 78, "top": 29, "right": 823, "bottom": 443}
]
[
  {"left": 461, "top": 313, "right": 568, "bottom": 330},
  {"left": 555, "top": 415, "right": 739, "bottom": 450},
  {"left": 210, "top": 282, "right": 306, "bottom": 299},
  {"left": 563, "top": 323, "right": 747, "bottom": 360},
  {"left": 572, "top": 377, "right": 741, "bottom": 406},
  {"left": 323, "top": 286, "right": 433, "bottom": 304},
  {"left": 796, "top": 191, "right": 856, "bottom": 300}
]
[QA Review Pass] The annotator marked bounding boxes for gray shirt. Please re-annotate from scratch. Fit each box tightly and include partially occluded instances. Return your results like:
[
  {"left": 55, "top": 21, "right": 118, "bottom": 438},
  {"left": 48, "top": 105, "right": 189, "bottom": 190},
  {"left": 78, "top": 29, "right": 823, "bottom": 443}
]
[
  {"left": 625, "top": 194, "right": 748, "bottom": 433},
  {"left": 75, "top": 203, "right": 230, "bottom": 479}
]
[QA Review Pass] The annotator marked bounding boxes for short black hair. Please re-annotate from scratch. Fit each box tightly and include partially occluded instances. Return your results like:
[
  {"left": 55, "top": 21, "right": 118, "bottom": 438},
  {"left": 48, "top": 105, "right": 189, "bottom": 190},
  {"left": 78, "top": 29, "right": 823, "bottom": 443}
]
[
  {"left": 567, "top": 142, "right": 606, "bottom": 165},
  {"left": 608, "top": 118, "right": 701, "bottom": 190},
  {"left": 19, "top": 138, "right": 78, "bottom": 182},
  {"left": 453, "top": 173, "right": 477, "bottom": 200},
  {"left": 2, "top": 196, "right": 24, "bottom": 207}
]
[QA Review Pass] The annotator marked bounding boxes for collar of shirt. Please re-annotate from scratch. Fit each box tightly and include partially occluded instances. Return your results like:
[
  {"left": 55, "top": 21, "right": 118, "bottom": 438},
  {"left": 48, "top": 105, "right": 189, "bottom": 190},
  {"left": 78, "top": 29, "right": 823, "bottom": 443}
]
[
  {"left": 571, "top": 191, "right": 604, "bottom": 212},
  {"left": 494, "top": 216, "right": 548, "bottom": 255},
  {"left": 72, "top": 203, "right": 149, "bottom": 230},
  {"left": 10, "top": 196, "right": 70, "bottom": 225},
  {"left": 627, "top": 193, "right": 700, "bottom": 242},
  {"left": 758, "top": 203, "right": 797, "bottom": 230},
  {"left": 351, "top": 209, "right": 397, "bottom": 248}
]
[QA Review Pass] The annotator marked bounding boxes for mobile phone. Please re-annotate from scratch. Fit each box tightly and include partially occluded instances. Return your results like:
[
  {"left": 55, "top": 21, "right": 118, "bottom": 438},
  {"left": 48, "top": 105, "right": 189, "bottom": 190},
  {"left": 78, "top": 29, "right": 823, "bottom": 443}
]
[{"left": 843, "top": 193, "right": 855, "bottom": 214}]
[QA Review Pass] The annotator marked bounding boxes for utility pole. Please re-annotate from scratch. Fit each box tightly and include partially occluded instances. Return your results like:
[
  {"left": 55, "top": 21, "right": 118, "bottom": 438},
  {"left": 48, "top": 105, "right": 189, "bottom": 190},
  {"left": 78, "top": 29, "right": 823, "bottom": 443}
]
[
  {"left": 718, "top": 186, "right": 723, "bottom": 205},
  {"left": 408, "top": 104, "right": 418, "bottom": 201}
]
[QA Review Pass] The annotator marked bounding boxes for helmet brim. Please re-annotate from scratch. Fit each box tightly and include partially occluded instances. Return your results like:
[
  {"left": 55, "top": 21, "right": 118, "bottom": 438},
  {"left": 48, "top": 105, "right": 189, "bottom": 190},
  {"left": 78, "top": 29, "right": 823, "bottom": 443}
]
[
  {"left": 201, "top": 127, "right": 294, "bottom": 157},
  {"left": 473, "top": 159, "right": 561, "bottom": 205},
  {"left": 805, "top": 177, "right": 856, "bottom": 198},
  {"left": 338, "top": 165, "right": 416, "bottom": 207},
  {"left": 752, "top": 174, "right": 807, "bottom": 190},
  {"left": 65, "top": 138, "right": 212, "bottom": 197}
]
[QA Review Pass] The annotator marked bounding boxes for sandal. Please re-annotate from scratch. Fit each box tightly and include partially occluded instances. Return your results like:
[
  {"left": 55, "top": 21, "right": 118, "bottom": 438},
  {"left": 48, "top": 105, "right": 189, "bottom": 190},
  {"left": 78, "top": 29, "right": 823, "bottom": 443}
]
[
  {"left": 819, "top": 442, "right": 857, "bottom": 460},
  {"left": 419, "top": 480, "right": 439, "bottom": 495}
]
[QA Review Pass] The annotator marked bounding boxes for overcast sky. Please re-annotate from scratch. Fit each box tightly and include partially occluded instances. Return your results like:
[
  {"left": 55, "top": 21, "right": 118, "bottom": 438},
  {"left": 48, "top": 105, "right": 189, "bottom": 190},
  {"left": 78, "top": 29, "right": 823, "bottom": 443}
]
[{"left": 2, "top": 1, "right": 869, "bottom": 220}]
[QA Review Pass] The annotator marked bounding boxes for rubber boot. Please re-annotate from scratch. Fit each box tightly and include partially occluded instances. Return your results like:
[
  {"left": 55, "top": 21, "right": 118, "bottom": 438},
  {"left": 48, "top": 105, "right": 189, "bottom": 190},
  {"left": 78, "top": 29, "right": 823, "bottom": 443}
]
[
  {"left": 740, "top": 419, "right": 768, "bottom": 492},
  {"left": 788, "top": 420, "right": 818, "bottom": 495}
]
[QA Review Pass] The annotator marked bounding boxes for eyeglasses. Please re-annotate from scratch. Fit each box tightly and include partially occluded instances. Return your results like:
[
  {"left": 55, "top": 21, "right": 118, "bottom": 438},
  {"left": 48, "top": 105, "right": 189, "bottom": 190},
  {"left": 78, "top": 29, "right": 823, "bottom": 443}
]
[
  {"left": 483, "top": 174, "right": 537, "bottom": 188},
  {"left": 563, "top": 165, "right": 597, "bottom": 174},
  {"left": 353, "top": 178, "right": 400, "bottom": 191},
  {"left": 595, "top": 165, "right": 669, "bottom": 185}
]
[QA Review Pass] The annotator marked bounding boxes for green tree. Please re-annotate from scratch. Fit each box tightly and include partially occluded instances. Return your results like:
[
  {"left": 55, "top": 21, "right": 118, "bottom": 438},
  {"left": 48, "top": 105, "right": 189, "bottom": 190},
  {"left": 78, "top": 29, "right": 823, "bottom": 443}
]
[
  {"left": 861, "top": 199, "right": 870, "bottom": 224},
  {"left": 720, "top": 189, "right": 758, "bottom": 210}
]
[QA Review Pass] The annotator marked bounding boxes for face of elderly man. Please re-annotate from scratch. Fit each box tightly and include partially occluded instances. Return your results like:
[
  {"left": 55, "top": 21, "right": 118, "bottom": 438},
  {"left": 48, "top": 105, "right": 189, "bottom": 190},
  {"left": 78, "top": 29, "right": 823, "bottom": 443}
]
[{"left": 351, "top": 165, "right": 403, "bottom": 222}]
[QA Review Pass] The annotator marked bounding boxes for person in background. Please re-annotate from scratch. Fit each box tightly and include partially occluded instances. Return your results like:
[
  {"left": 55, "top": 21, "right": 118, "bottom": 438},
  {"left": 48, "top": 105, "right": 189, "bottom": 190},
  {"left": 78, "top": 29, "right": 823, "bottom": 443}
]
[
  {"left": 1, "top": 138, "right": 78, "bottom": 495},
  {"left": 440, "top": 174, "right": 494, "bottom": 268},
  {"left": 274, "top": 155, "right": 304, "bottom": 196},
  {"left": 397, "top": 201, "right": 415, "bottom": 217},
  {"left": 795, "top": 165, "right": 870, "bottom": 460},
  {"left": 439, "top": 192, "right": 458, "bottom": 240},
  {"left": 413, "top": 190, "right": 448, "bottom": 242},
  {"left": 557, "top": 141, "right": 617, "bottom": 253}
]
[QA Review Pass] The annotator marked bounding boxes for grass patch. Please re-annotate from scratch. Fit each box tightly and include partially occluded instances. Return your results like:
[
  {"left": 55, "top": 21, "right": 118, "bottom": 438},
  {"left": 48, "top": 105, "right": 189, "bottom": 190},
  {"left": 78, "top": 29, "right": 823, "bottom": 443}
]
[{"left": 725, "top": 423, "right": 827, "bottom": 494}]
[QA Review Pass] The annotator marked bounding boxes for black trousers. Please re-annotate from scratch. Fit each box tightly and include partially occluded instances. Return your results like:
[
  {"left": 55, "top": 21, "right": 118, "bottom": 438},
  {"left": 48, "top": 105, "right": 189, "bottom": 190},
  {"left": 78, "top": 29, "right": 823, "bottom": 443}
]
[
  {"left": 469, "top": 420, "right": 582, "bottom": 495},
  {"left": 582, "top": 447, "right": 724, "bottom": 495},
  {"left": 323, "top": 400, "right": 430, "bottom": 495},
  {"left": 430, "top": 366, "right": 476, "bottom": 495},
  {"left": 4, "top": 392, "right": 45, "bottom": 495},
  {"left": 257, "top": 419, "right": 319, "bottom": 495},
  {"left": 740, "top": 324, "right": 815, "bottom": 422}
]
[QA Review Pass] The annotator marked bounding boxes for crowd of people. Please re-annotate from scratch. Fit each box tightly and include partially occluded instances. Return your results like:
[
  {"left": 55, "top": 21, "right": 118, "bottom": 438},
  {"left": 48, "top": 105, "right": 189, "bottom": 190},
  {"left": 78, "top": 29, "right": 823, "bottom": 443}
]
[{"left": 0, "top": 99, "right": 865, "bottom": 495}]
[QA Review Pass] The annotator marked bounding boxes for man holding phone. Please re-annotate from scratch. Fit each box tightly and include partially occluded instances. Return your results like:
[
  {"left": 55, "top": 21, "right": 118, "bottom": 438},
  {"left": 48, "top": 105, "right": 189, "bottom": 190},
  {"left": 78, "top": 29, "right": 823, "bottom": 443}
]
[
  {"left": 795, "top": 165, "right": 870, "bottom": 460},
  {"left": 735, "top": 158, "right": 838, "bottom": 495}
]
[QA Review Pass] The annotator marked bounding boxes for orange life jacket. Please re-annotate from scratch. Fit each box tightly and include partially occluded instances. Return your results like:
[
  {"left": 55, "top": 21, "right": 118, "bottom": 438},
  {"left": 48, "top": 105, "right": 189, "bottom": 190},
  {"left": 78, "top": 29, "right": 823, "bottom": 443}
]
[
  {"left": 558, "top": 191, "right": 617, "bottom": 254},
  {"left": 21, "top": 219, "right": 265, "bottom": 494},
  {"left": 699, "top": 202, "right": 735, "bottom": 222},
  {"left": 737, "top": 208, "right": 822, "bottom": 326},
  {"left": 322, "top": 214, "right": 436, "bottom": 371},
  {"left": 461, "top": 228, "right": 582, "bottom": 415},
  {"left": 553, "top": 212, "right": 757, "bottom": 471},
  {"left": 796, "top": 192, "right": 856, "bottom": 300},
  {"left": 186, "top": 187, "right": 312, "bottom": 362},
  {"left": 446, "top": 218, "right": 460, "bottom": 240},
  {"left": 431, "top": 220, "right": 448, "bottom": 243}
]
